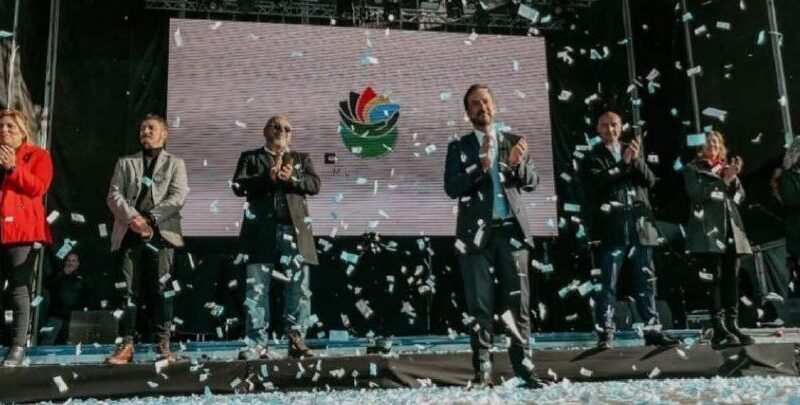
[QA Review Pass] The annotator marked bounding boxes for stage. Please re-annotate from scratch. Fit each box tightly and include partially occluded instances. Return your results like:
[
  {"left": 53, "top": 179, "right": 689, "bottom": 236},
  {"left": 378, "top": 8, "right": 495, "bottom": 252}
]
[{"left": 1, "top": 329, "right": 798, "bottom": 402}]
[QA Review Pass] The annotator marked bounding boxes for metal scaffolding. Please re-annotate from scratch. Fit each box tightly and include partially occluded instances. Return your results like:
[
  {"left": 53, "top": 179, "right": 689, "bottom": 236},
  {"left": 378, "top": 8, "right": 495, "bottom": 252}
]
[{"left": 143, "top": 0, "right": 599, "bottom": 31}]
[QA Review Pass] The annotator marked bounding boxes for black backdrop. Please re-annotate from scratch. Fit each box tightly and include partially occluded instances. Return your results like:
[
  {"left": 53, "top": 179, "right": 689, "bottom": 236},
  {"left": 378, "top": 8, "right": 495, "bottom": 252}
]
[{"left": 2, "top": 0, "right": 799, "bottom": 340}]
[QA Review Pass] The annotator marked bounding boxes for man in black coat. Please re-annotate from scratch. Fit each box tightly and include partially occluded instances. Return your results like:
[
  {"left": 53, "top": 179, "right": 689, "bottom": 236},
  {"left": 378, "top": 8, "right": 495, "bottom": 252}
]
[
  {"left": 232, "top": 115, "right": 320, "bottom": 360},
  {"left": 444, "top": 84, "right": 541, "bottom": 388},
  {"left": 586, "top": 111, "right": 677, "bottom": 349}
]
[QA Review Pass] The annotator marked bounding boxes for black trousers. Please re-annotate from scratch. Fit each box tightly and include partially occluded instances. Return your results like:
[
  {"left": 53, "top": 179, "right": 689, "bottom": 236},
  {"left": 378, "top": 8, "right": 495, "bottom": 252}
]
[
  {"left": 115, "top": 233, "right": 175, "bottom": 342},
  {"left": 0, "top": 244, "right": 36, "bottom": 347},
  {"left": 694, "top": 250, "right": 740, "bottom": 317},
  {"left": 459, "top": 220, "right": 532, "bottom": 380}
]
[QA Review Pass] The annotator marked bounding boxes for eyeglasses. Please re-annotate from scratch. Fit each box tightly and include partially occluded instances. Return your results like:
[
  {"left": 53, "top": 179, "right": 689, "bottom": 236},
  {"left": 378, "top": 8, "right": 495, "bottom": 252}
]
[{"left": 271, "top": 124, "right": 292, "bottom": 133}]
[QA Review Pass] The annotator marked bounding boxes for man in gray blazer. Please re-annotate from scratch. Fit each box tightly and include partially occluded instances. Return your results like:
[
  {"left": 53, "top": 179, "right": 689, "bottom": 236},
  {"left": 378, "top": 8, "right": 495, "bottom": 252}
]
[
  {"left": 444, "top": 84, "right": 541, "bottom": 388},
  {"left": 232, "top": 115, "right": 320, "bottom": 360},
  {"left": 105, "top": 114, "right": 189, "bottom": 365}
]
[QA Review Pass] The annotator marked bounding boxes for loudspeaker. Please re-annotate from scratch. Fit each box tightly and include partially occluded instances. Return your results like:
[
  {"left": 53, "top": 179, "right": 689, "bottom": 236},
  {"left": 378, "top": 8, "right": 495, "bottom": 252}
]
[
  {"left": 778, "top": 298, "right": 800, "bottom": 326},
  {"left": 67, "top": 311, "right": 119, "bottom": 344}
]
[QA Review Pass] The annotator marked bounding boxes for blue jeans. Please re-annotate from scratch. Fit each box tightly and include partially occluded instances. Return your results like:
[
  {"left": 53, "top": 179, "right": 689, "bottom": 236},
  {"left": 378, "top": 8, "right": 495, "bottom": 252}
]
[
  {"left": 243, "top": 224, "right": 311, "bottom": 346},
  {"left": 593, "top": 244, "right": 659, "bottom": 333}
]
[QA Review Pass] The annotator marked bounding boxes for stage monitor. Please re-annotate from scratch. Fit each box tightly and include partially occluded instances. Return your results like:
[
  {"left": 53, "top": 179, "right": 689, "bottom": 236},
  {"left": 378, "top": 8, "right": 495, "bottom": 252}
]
[{"left": 167, "top": 19, "right": 556, "bottom": 237}]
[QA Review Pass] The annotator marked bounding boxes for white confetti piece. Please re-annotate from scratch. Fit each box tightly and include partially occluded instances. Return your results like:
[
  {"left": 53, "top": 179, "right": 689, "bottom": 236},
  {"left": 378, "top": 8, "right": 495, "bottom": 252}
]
[
  {"left": 174, "top": 28, "right": 183, "bottom": 47},
  {"left": 686, "top": 66, "right": 703, "bottom": 77},
  {"left": 517, "top": 4, "right": 539, "bottom": 22},
  {"left": 46, "top": 211, "right": 60, "bottom": 224},
  {"left": 53, "top": 376, "right": 68, "bottom": 393},
  {"left": 557, "top": 90, "right": 573, "bottom": 102}
]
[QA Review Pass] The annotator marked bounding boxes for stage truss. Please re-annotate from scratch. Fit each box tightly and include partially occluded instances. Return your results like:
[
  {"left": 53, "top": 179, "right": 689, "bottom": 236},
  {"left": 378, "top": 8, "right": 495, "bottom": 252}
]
[{"left": 143, "top": 0, "right": 600, "bottom": 32}]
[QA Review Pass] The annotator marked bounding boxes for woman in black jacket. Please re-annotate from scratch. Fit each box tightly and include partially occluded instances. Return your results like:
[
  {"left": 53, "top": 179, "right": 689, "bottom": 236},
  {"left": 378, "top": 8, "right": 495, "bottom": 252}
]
[{"left": 684, "top": 131, "right": 754, "bottom": 349}]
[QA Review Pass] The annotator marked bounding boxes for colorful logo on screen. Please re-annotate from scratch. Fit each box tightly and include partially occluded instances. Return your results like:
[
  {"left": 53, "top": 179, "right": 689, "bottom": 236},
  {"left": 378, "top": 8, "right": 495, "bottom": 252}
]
[{"left": 338, "top": 87, "right": 399, "bottom": 158}]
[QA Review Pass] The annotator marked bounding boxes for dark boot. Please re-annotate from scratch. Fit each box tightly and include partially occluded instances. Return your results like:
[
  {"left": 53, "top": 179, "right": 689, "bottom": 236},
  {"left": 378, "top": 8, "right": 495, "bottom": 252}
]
[
  {"left": 711, "top": 312, "right": 740, "bottom": 350},
  {"left": 287, "top": 331, "right": 313, "bottom": 358},
  {"left": 2, "top": 345, "right": 25, "bottom": 367},
  {"left": 725, "top": 310, "right": 755, "bottom": 346},
  {"left": 596, "top": 330, "right": 614, "bottom": 350},
  {"left": 106, "top": 337, "right": 135, "bottom": 365},
  {"left": 471, "top": 359, "right": 493, "bottom": 389}
]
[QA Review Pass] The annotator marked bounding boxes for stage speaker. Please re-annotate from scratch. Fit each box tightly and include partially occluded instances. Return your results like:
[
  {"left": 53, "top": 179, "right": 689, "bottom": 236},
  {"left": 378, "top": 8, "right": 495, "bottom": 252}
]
[
  {"left": 778, "top": 298, "right": 800, "bottom": 326},
  {"left": 67, "top": 311, "right": 119, "bottom": 344}
]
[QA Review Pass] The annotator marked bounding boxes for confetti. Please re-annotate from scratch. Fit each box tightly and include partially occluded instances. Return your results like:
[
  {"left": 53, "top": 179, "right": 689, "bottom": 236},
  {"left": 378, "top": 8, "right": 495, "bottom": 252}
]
[
  {"left": 686, "top": 66, "right": 703, "bottom": 77},
  {"left": 687, "top": 133, "right": 707, "bottom": 147},
  {"left": 701, "top": 107, "right": 727, "bottom": 122},
  {"left": 46, "top": 210, "right": 60, "bottom": 224},
  {"left": 53, "top": 376, "right": 68, "bottom": 393},
  {"left": 517, "top": 4, "right": 540, "bottom": 22},
  {"left": 174, "top": 28, "right": 183, "bottom": 47}
]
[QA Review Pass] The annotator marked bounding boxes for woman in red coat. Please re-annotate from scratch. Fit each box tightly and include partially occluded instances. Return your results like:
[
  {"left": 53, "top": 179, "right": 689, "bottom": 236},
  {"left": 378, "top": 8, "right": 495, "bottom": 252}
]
[{"left": 0, "top": 109, "right": 53, "bottom": 367}]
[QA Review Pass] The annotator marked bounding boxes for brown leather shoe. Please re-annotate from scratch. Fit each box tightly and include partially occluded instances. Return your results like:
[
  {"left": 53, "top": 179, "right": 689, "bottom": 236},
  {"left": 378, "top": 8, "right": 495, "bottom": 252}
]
[
  {"left": 287, "top": 331, "right": 313, "bottom": 358},
  {"left": 106, "top": 340, "right": 134, "bottom": 365},
  {"left": 157, "top": 339, "right": 180, "bottom": 364}
]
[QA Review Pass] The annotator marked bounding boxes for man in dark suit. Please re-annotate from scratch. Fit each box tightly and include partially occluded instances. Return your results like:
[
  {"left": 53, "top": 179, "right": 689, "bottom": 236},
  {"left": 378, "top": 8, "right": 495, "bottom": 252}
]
[
  {"left": 232, "top": 115, "right": 320, "bottom": 360},
  {"left": 105, "top": 114, "right": 189, "bottom": 365},
  {"left": 586, "top": 111, "right": 678, "bottom": 349},
  {"left": 444, "top": 84, "right": 541, "bottom": 388}
]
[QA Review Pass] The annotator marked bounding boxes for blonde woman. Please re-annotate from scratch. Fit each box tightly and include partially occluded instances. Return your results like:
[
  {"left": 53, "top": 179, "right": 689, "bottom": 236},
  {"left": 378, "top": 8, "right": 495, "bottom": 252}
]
[
  {"left": 684, "top": 131, "right": 753, "bottom": 349},
  {"left": 0, "top": 109, "right": 53, "bottom": 366}
]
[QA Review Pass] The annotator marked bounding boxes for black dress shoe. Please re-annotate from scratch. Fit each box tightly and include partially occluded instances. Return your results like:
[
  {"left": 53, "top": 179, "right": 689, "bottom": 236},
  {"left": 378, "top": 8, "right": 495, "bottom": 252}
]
[
  {"left": 520, "top": 375, "right": 546, "bottom": 389},
  {"left": 711, "top": 333, "right": 741, "bottom": 350},
  {"left": 725, "top": 316, "right": 755, "bottom": 346},
  {"left": 2, "top": 345, "right": 25, "bottom": 367},
  {"left": 644, "top": 332, "right": 680, "bottom": 347}
]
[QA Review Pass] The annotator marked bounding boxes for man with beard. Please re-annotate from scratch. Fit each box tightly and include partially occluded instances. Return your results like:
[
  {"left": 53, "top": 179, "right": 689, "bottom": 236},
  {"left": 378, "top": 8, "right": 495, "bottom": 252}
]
[
  {"left": 444, "top": 84, "right": 542, "bottom": 388},
  {"left": 105, "top": 114, "right": 189, "bottom": 365}
]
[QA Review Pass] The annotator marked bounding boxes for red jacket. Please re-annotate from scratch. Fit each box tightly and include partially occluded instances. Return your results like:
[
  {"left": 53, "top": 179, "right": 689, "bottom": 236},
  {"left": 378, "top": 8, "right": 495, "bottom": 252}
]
[{"left": 0, "top": 142, "right": 53, "bottom": 245}]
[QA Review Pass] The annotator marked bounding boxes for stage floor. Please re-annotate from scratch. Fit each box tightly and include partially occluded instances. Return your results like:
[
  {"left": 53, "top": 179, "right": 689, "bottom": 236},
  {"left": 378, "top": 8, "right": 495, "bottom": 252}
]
[{"left": 1, "top": 329, "right": 798, "bottom": 402}]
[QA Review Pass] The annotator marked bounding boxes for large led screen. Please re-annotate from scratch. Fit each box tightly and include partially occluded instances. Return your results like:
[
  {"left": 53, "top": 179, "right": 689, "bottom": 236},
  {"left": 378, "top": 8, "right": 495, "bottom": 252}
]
[{"left": 167, "top": 19, "right": 556, "bottom": 236}]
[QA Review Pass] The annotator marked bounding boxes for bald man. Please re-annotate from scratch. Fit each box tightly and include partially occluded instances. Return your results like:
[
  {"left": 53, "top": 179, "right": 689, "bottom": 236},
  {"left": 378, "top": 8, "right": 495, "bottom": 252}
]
[
  {"left": 586, "top": 111, "right": 678, "bottom": 349},
  {"left": 232, "top": 115, "right": 320, "bottom": 360}
]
